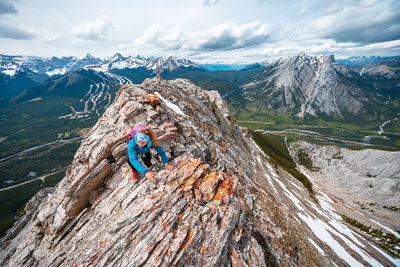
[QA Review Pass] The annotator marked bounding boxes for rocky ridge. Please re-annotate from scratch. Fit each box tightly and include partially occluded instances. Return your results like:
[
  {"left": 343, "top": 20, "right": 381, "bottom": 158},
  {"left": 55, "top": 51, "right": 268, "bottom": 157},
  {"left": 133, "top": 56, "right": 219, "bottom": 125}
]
[{"left": 1, "top": 78, "right": 398, "bottom": 266}]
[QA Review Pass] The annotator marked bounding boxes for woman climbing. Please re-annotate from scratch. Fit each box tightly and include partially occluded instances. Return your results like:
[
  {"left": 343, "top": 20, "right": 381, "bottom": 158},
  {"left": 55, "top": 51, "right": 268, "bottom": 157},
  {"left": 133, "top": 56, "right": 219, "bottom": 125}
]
[{"left": 127, "top": 125, "right": 173, "bottom": 183}]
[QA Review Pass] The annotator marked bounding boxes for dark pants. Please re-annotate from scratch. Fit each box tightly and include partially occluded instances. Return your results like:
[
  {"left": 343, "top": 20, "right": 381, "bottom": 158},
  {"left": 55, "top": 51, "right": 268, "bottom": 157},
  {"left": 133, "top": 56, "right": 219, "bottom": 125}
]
[{"left": 127, "top": 150, "right": 152, "bottom": 172}]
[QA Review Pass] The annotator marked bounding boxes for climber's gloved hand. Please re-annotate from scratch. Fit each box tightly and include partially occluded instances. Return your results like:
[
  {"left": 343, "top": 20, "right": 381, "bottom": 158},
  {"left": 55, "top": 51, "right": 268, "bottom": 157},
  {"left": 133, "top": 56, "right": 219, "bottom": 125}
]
[{"left": 145, "top": 172, "right": 156, "bottom": 183}]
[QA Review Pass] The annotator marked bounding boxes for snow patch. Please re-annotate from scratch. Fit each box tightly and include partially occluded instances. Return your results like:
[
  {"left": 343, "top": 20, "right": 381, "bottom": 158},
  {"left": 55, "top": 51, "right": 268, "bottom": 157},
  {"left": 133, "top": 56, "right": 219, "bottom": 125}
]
[
  {"left": 298, "top": 213, "right": 367, "bottom": 266},
  {"left": 155, "top": 92, "right": 186, "bottom": 117},
  {"left": 370, "top": 219, "right": 400, "bottom": 239},
  {"left": 288, "top": 180, "right": 304, "bottom": 191},
  {"left": 2, "top": 69, "right": 17, "bottom": 76},
  {"left": 46, "top": 68, "right": 67, "bottom": 76},
  {"left": 308, "top": 238, "right": 325, "bottom": 255},
  {"left": 369, "top": 243, "right": 400, "bottom": 266},
  {"left": 27, "top": 97, "right": 43, "bottom": 102},
  {"left": 275, "top": 179, "right": 304, "bottom": 211}
]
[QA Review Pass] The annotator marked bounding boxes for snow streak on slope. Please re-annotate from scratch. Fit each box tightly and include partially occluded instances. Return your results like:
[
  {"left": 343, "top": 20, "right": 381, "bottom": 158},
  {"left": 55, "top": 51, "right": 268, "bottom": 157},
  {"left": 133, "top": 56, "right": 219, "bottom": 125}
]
[
  {"left": 58, "top": 68, "right": 133, "bottom": 120},
  {"left": 155, "top": 91, "right": 186, "bottom": 117},
  {"left": 250, "top": 139, "right": 400, "bottom": 266}
]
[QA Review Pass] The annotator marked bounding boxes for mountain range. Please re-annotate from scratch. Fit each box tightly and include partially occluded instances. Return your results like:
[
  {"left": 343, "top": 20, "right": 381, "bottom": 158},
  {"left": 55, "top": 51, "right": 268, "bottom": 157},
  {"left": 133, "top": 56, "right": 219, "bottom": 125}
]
[
  {"left": 0, "top": 53, "right": 198, "bottom": 103},
  {"left": 337, "top": 55, "right": 400, "bottom": 66},
  {"left": 1, "top": 53, "right": 399, "bottom": 171},
  {"left": 2, "top": 53, "right": 399, "bottom": 122}
]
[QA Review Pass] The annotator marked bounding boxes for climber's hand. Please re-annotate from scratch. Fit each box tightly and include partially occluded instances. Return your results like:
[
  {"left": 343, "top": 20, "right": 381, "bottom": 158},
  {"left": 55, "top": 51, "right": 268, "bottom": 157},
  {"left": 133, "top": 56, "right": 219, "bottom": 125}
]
[
  {"left": 165, "top": 164, "right": 174, "bottom": 171},
  {"left": 145, "top": 172, "right": 156, "bottom": 183}
]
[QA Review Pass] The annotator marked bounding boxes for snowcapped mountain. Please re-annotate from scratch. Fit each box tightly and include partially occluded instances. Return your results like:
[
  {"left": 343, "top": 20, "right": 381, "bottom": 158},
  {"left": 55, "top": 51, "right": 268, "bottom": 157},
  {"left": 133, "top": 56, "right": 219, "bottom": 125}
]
[
  {"left": 13, "top": 66, "right": 132, "bottom": 116},
  {"left": 101, "top": 53, "right": 148, "bottom": 70},
  {"left": 1, "top": 53, "right": 199, "bottom": 78},
  {"left": 0, "top": 53, "right": 103, "bottom": 78},
  {"left": 240, "top": 53, "right": 399, "bottom": 121},
  {"left": 337, "top": 55, "right": 400, "bottom": 66},
  {"left": 146, "top": 56, "right": 198, "bottom": 73},
  {"left": 0, "top": 53, "right": 201, "bottom": 101}
]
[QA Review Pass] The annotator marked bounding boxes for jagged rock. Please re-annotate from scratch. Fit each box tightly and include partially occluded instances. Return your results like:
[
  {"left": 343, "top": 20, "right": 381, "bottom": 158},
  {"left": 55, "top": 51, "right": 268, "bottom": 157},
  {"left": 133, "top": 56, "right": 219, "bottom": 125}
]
[{"left": 1, "top": 78, "right": 394, "bottom": 266}]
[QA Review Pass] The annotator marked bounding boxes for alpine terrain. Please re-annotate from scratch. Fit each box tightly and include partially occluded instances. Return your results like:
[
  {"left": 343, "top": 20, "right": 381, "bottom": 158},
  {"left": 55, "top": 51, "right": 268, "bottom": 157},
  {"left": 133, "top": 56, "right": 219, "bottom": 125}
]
[{"left": 1, "top": 77, "right": 399, "bottom": 266}]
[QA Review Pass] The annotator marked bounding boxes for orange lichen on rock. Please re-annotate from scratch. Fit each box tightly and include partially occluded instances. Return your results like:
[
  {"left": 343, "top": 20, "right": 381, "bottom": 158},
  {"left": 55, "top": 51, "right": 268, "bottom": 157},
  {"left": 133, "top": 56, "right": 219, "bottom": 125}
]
[
  {"left": 176, "top": 158, "right": 203, "bottom": 184},
  {"left": 181, "top": 163, "right": 209, "bottom": 191},
  {"left": 198, "top": 170, "right": 223, "bottom": 202},
  {"left": 212, "top": 175, "right": 237, "bottom": 204},
  {"left": 165, "top": 156, "right": 194, "bottom": 183},
  {"left": 141, "top": 93, "right": 161, "bottom": 107}
]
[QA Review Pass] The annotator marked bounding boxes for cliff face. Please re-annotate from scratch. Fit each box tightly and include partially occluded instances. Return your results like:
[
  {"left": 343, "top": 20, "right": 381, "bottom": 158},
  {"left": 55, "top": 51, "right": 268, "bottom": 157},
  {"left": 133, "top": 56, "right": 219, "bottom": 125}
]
[{"left": 0, "top": 78, "right": 397, "bottom": 266}]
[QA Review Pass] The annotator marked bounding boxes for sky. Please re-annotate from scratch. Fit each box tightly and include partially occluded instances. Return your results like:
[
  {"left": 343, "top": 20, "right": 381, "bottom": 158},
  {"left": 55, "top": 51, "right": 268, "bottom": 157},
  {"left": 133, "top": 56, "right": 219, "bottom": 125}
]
[{"left": 0, "top": 0, "right": 399, "bottom": 63}]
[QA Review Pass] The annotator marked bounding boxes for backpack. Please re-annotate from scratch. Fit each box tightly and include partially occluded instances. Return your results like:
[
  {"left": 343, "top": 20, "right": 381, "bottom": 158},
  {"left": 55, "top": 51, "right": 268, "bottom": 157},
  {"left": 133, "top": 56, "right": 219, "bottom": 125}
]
[{"left": 127, "top": 125, "right": 147, "bottom": 142}]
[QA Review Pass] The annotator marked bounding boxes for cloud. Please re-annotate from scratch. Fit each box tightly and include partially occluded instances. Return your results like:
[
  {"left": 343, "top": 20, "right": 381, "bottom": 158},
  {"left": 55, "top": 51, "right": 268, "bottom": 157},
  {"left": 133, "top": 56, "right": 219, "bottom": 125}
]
[
  {"left": 302, "top": 0, "right": 400, "bottom": 43},
  {"left": 35, "top": 30, "right": 61, "bottom": 42},
  {"left": 0, "top": 1, "right": 17, "bottom": 15},
  {"left": 0, "top": 23, "right": 34, "bottom": 39},
  {"left": 203, "top": 0, "right": 219, "bottom": 6},
  {"left": 134, "top": 24, "right": 183, "bottom": 50},
  {"left": 71, "top": 15, "right": 116, "bottom": 41},
  {"left": 134, "top": 21, "right": 271, "bottom": 51},
  {"left": 192, "top": 21, "right": 270, "bottom": 50}
]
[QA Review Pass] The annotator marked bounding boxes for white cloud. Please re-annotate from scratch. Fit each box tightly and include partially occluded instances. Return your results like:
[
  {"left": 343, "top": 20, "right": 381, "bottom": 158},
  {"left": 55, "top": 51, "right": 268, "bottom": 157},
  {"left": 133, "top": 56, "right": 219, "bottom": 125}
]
[
  {"left": 71, "top": 15, "right": 116, "bottom": 41},
  {"left": 134, "top": 20, "right": 271, "bottom": 52},
  {"left": 134, "top": 24, "right": 183, "bottom": 50},
  {"left": 203, "top": 0, "right": 219, "bottom": 6},
  {"left": 34, "top": 30, "right": 61, "bottom": 43},
  {"left": 301, "top": 0, "right": 400, "bottom": 43}
]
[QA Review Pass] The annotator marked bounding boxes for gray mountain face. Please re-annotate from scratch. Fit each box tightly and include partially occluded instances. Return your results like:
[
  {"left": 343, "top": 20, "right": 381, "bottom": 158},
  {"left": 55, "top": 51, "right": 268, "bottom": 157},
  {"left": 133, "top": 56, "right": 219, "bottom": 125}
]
[
  {"left": 1, "top": 78, "right": 397, "bottom": 266},
  {"left": 241, "top": 54, "right": 399, "bottom": 120},
  {"left": 146, "top": 56, "right": 198, "bottom": 73}
]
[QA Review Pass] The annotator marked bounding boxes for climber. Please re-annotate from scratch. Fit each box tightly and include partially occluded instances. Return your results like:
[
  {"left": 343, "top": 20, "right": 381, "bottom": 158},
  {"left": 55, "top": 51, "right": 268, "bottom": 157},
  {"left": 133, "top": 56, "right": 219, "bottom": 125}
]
[{"left": 127, "top": 125, "right": 173, "bottom": 183}]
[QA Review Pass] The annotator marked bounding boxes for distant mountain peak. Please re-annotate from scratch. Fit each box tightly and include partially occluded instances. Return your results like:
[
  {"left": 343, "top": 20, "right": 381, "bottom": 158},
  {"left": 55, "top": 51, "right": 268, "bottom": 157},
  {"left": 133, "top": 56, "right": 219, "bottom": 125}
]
[
  {"left": 85, "top": 53, "right": 95, "bottom": 59},
  {"left": 146, "top": 56, "right": 198, "bottom": 73}
]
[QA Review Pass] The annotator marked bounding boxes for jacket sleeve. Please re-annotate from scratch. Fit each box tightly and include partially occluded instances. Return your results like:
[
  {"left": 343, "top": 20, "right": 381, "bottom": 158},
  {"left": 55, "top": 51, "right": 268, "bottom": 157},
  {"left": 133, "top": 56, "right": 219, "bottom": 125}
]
[
  {"left": 153, "top": 145, "right": 169, "bottom": 164},
  {"left": 128, "top": 141, "right": 148, "bottom": 175}
]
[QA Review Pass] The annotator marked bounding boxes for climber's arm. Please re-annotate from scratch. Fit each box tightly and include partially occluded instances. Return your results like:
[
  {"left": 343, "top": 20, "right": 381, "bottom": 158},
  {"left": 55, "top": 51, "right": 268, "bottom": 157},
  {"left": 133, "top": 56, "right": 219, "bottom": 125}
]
[{"left": 153, "top": 145, "right": 169, "bottom": 164}]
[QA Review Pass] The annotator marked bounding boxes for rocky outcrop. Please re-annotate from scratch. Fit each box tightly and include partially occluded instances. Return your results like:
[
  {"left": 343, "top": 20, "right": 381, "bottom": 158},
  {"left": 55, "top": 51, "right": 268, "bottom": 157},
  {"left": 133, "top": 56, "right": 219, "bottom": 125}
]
[
  {"left": 289, "top": 141, "right": 400, "bottom": 231},
  {"left": 1, "top": 78, "right": 397, "bottom": 266}
]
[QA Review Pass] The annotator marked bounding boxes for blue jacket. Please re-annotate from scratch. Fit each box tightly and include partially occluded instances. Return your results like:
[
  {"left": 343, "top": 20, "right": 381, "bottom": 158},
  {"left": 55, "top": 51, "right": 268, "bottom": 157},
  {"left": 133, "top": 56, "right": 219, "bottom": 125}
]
[{"left": 127, "top": 137, "right": 168, "bottom": 175}]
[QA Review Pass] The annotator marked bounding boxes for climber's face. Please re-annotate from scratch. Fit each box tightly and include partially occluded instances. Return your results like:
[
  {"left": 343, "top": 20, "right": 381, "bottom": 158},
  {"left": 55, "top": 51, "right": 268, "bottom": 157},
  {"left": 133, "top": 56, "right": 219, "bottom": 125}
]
[{"left": 137, "top": 140, "right": 147, "bottom": 148}]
